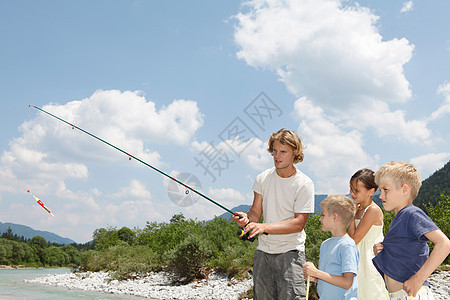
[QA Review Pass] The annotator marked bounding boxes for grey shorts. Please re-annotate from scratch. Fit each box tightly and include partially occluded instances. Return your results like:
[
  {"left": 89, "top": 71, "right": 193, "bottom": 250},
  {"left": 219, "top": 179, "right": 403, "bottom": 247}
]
[{"left": 253, "top": 249, "right": 306, "bottom": 300}]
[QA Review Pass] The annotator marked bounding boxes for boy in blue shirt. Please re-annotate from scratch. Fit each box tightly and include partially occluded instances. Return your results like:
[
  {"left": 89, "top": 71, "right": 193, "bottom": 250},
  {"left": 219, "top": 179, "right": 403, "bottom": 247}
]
[
  {"left": 303, "top": 195, "right": 359, "bottom": 299},
  {"left": 373, "top": 161, "right": 450, "bottom": 299}
]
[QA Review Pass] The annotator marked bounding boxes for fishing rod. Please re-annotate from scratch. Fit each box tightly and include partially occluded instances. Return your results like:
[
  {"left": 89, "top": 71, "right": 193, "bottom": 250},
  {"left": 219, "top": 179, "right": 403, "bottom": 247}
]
[{"left": 30, "top": 105, "right": 256, "bottom": 241}]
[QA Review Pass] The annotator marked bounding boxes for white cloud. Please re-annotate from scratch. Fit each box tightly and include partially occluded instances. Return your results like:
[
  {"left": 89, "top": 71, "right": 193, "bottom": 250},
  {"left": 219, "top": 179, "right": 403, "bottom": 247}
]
[
  {"left": 208, "top": 187, "right": 245, "bottom": 201},
  {"left": 234, "top": 0, "right": 414, "bottom": 109},
  {"left": 113, "top": 179, "right": 152, "bottom": 199},
  {"left": 347, "top": 100, "right": 432, "bottom": 144},
  {"left": 429, "top": 82, "right": 450, "bottom": 121},
  {"left": 294, "top": 97, "right": 377, "bottom": 193},
  {"left": 241, "top": 138, "right": 272, "bottom": 170},
  {"left": 400, "top": 1, "right": 414, "bottom": 13},
  {"left": 192, "top": 137, "right": 272, "bottom": 172},
  {"left": 0, "top": 89, "right": 205, "bottom": 242},
  {"left": 1, "top": 89, "right": 203, "bottom": 187},
  {"left": 410, "top": 152, "right": 450, "bottom": 180},
  {"left": 203, "top": 186, "right": 248, "bottom": 215}
]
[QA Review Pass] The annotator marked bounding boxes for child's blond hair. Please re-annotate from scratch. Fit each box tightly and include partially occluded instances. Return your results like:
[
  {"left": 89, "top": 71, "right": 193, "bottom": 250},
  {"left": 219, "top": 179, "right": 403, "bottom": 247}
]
[
  {"left": 374, "top": 161, "right": 422, "bottom": 200},
  {"left": 320, "top": 195, "right": 356, "bottom": 227}
]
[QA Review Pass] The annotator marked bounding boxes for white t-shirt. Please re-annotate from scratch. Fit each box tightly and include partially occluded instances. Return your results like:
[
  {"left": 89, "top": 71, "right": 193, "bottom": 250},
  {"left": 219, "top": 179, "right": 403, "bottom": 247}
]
[{"left": 253, "top": 167, "right": 315, "bottom": 253}]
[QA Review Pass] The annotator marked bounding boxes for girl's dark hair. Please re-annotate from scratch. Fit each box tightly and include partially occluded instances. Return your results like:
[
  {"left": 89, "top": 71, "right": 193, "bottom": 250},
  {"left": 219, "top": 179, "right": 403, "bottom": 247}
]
[{"left": 350, "top": 168, "right": 378, "bottom": 191}]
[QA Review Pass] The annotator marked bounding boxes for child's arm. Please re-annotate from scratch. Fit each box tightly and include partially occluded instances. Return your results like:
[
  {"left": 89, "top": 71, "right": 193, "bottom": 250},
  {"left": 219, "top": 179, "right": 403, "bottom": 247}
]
[
  {"left": 348, "top": 205, "right": 382, "bottom": 244},
  {"left": 303, "top": 262, "right": 355, "bottom": 290},
  {"left": 403, "top": 229, "right": 450, "bottom": 297}
]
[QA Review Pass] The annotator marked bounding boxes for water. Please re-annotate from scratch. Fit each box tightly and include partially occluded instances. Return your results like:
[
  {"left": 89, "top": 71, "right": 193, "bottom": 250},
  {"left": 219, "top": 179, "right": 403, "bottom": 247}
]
[{"left": 0, "top": 268, "right": 140, "bottom": 300}]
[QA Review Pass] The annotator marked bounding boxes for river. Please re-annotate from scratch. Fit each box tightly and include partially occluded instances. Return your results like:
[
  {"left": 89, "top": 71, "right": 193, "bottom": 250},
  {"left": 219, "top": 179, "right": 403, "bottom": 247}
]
[{"left": 0, "top": 268, "right": 140, "bottom": 300}]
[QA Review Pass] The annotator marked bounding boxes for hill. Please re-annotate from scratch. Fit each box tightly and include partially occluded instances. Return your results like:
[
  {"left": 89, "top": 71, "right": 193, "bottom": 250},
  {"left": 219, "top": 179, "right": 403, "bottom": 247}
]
[
  {"left": 0, "top": 222, "right": 76, "bottom": 245},
  {"left": 414, "top": 160, "right": 450, "bottom": 210}
]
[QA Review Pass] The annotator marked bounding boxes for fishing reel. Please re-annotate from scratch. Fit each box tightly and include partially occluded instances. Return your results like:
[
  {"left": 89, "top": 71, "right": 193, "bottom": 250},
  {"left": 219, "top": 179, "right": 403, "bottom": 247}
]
[{"left": 237, "top": 227, "right": 256, "bottom": 242}]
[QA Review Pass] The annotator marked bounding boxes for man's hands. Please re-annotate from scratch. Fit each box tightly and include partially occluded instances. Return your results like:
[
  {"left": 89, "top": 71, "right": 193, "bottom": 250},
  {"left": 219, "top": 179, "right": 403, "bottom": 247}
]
[
  {"left": 232, "top": 212, "right": 249, "bottom": 227},
  {"left": 232, "top": 212, "right": 266, "bottom": 239}
]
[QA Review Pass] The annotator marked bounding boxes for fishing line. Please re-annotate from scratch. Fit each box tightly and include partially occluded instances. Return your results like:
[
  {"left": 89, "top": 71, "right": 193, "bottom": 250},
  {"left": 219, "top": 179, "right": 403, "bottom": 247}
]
[{"left": 29, "top": 105, "right": 237, "bottom": 216}]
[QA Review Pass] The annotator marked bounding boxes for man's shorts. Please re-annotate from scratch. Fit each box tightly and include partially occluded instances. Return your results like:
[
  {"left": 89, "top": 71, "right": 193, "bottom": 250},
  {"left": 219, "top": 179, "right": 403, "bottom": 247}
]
[
  {"left": 253, "top": 249, "right": 306, "bottom": 300},
  {"left": 389, "top": 286, "right": 435, "bottom": 300}
]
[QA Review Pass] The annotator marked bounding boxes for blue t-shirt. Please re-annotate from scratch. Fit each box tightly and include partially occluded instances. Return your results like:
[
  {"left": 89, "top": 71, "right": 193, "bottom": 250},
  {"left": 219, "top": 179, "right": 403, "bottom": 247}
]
[
  {"left": 317, "top": 235, "right": 359, "bottom": 300},
  {"left": 373, "top": 204, "right": 439, "bottom": 285}
]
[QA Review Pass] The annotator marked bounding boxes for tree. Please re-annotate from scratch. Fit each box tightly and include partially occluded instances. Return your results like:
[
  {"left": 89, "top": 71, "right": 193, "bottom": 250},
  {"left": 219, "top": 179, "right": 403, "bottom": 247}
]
[
  {"left": 425, "top": 193, "right": 450, "bottom": 264},
  {"left": 1, "top": 227, "right": 14, "bottom": 240},
  {"left": 117, "top": 227, "right": 136, "bottom": 245},
  {"left": 92, "top": 227, "right": 119, "bottom": 250},
  {"left": 29, "top": 236, "right": 48, "bottom": 265}
]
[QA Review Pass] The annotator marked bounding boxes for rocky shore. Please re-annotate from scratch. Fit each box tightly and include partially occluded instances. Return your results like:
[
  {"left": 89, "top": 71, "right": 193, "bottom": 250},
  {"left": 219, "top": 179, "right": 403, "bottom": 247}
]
[
  {"left": 25, "top": 269, "right": 449, "bottom": 300},
  {"left": 25, "top": 271, "right": 253, "bottom": 300}
]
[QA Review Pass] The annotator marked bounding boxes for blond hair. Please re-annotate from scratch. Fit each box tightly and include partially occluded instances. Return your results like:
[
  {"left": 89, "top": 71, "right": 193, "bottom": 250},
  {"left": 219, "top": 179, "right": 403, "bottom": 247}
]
[
  {"left": 267, "top": 128, "right": 304, "bottom": 163},
  {"left": 320, "top": 195, "right": 356, "bottom": 227},
  {"left": 374, "top": 161, "right": 422, "bottom": 200}
]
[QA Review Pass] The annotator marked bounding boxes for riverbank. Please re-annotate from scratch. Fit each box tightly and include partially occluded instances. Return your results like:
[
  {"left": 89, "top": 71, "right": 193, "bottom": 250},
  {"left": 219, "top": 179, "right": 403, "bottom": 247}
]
[
  {"left": 26, "top": 271, "right": 253, "bottom": 300},
  {"left": 25, "top": 268, "right": 449, "bottom": 300}
]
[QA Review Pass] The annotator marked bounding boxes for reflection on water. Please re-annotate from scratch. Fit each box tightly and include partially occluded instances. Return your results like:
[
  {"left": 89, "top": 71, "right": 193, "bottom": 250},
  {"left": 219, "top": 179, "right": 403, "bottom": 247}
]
[{"left": 0, "top": 268, "right": 140, "bottom": 300}]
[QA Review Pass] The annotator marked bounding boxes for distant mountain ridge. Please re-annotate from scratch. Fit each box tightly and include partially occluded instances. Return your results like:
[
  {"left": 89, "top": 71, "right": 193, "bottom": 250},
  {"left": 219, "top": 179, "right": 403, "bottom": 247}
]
[{"left": 0, "top": 222, "right": 76, "bottom": 245}]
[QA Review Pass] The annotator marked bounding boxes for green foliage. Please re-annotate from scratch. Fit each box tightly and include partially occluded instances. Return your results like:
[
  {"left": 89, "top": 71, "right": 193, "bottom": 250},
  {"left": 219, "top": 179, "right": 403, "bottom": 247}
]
[
  {"left": 117, "top": 227, "right": 136, "bottom": 246},
  {"left": 0, "top": 239, "right": 38, "bottom": 265},
  {"left": 78, "top": 215, "right": 257, "bottom": 282},
  {"left": 0, "top": 235, "right": 80, "bottom": 267},
  {"left": 80, "top": 242, "right": 159, "bottom": 279},
  {"left": 382, "top": 209, "right": 395, "bottom": 237},
  {"left": 425, "top": 194, "right": 450, "bottom": 264},
  {"left": 166, "top": 233, "right": 212, "bottom": 283},
  {"left": 92, "top": 227, "right": 120, "bottom": 250},
  {"left": 45, "top": 246, "right": 70, "bottom": 266},
  {"left": 305, "top": 214, "right": 331, "bottom": 267}
]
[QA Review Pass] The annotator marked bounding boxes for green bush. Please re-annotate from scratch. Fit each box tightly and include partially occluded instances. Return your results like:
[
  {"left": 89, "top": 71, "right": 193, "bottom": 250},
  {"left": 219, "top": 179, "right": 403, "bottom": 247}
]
[
  {"left": 425, "top": 194, "right": 450, "bottom": 264},
  {"left": 305, "top": 214, "right": 331, "bottom": 267},
  {"left": 166, "top": 233, "right": 211, "bottom": 283}
]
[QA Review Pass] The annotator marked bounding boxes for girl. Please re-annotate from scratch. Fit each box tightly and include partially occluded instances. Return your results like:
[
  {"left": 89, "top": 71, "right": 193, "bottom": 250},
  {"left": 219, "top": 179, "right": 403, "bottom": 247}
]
[{"left": 348, "top": 169, "right": 388, "bottom": 299}]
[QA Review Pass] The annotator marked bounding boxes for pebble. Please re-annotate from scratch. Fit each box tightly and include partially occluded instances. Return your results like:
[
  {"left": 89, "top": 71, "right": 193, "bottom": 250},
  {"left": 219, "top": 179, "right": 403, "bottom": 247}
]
[{"left": 25, "top": 269, "right": 449, "bottom": 299}]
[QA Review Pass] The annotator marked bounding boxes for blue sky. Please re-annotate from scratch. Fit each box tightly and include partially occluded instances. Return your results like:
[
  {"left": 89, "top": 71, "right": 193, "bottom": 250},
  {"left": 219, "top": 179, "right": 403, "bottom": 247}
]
[{"left": 1, "top": 0, "right": 449, "bottom": 243}]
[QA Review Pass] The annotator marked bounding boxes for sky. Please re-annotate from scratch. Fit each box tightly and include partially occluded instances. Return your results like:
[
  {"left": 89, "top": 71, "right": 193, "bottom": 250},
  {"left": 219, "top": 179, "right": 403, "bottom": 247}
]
[{"left": 0, "top": 0, "right": 449, "bottom": 243}]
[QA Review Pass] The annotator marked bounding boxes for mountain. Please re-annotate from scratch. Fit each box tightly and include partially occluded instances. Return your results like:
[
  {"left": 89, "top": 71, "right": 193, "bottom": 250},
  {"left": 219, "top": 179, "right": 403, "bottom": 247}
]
[
  {"left": 0, "top": 222, "right": 76, "bottom": 245},
  {"left": 414, "top": 160, "right": 450, "bottom": 210}
]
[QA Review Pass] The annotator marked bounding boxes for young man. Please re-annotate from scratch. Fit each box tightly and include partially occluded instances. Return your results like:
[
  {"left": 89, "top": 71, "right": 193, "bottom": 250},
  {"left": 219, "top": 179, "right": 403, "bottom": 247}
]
[
  {"left": 303, "top": 195, "right": 359, "bottom": 299},
  {"left": 373, "top": 161, "right": 450, "bottom": 299},
  {"left": 233, "top": 128, "right": 315, "bottom": 299}
]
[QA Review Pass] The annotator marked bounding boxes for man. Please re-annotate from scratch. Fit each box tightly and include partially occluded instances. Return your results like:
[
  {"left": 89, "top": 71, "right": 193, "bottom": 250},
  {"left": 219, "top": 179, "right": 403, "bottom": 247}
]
[{"left": 233, "top": 128, "right": 315, "bottom": 300}]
